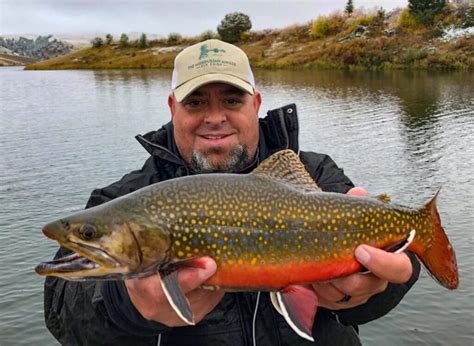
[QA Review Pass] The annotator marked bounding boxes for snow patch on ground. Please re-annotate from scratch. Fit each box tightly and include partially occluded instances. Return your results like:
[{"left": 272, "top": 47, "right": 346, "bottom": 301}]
[{"left": 439, "top": 26, "right": 474, "bottom": 42}]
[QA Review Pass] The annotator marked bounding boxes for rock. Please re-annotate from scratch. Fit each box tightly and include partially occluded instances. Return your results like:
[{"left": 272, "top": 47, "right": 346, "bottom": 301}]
[
  {"left": 339, "top": 25, "right": 369, "bottom": 42},
  {"left": 0, "top": 35, "right": 73, "bottom": 60},
  {"left": 383, "top": 28, "right": 399, "bottom": 37}
]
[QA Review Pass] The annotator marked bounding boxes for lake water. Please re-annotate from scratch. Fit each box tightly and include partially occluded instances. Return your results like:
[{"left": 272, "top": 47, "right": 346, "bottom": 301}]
[{"left": 0, "top": 66, "right": 473, "bottom": 345}]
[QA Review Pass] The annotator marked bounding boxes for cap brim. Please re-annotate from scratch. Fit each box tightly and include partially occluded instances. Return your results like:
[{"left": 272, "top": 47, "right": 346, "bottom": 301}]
[{"left": 173, "top": 73, "right": 254, "bottom": 102}]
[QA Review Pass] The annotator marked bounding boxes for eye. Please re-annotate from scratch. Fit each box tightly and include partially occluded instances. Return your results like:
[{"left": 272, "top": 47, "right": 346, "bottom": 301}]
[
  {"left": 184, "top": 99, "right": 205, "bottom": 108},
  {"left": 224, "top": 98, "right": 243, "bottom": 106},
  {"left": 80, "top": 224, "right": 96, "bottom": 241}
]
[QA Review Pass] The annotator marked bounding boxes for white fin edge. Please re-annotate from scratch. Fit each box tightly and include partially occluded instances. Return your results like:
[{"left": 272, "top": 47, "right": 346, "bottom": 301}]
[
  {"left": 361, "top": 229, "right": 416, "bottom": 275},
  {"left": 276, "top": 291, "right": 315, "bottom": 342},
  {"left": 270, "top": 291, "right": 283, "bottom": 315},
  {"left": 394, "top": 230, "right": 416, "bottom": 254},
  {"left": 159, "top": 273, "right": 195, "bottom": 325}
]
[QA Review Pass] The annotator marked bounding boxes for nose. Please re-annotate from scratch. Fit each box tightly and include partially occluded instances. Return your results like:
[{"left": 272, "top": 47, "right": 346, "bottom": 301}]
[{"left": 204, "top": 105, "right": 226, "bottom": 125}]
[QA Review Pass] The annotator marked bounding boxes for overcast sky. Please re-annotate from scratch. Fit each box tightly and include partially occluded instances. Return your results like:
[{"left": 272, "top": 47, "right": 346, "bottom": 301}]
[{"left": 1, "top": 0, "right": 408, "bottom": 37}]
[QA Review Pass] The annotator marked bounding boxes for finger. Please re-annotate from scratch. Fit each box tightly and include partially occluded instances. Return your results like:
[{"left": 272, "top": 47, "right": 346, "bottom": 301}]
[
  {"left": 330, "top": 273, "right": 388, "bottom": 298},
  {"left": 186, "top": 289, "right": 225, "bottom": 322},
  {"left": 347, "top": 186, "right": 368, "bottom": 196},
  {"left": 175, "top": 257, "right": 217, "bottom": 294},
  {"left": 355, "top": 245, "right": 412, "bottom": 283},
  {"left": 311, "top": 282, "right": 346, "bottom": 302}
]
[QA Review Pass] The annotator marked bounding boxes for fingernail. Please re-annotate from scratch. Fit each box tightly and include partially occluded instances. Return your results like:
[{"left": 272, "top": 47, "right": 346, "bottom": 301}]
[{"left": 355, "top": 246, "right": 371, "bottom": 265}]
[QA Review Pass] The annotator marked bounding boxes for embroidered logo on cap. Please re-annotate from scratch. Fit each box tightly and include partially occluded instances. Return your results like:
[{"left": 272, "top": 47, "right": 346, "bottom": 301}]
[{"left": 199, "top": 44, "right": 226, "bottom": 59}]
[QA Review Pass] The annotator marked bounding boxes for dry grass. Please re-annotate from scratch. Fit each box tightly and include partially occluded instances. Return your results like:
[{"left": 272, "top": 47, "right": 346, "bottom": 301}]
[{"left": 26, "top": 10, "right": 474, "bottom": 71}]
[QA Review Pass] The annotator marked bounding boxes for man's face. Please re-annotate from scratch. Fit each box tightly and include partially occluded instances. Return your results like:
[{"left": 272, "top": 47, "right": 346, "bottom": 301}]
[{"left": 169, "top": 83, "right": 262, "bottom": 172}]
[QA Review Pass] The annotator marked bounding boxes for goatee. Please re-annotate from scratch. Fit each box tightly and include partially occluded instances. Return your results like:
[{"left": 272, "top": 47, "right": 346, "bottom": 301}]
[{"left": 189, "top": 145, "right": 252, "bottom": 173}]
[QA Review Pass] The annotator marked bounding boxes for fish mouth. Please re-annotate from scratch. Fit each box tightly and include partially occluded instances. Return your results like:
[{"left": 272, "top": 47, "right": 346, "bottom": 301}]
[{"left": 35, "top": 241, "right": 126, "bottom": 280}]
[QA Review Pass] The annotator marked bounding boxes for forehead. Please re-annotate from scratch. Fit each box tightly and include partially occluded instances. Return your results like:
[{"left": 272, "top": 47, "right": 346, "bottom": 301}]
[{"left": 186, "top": 83, "right": 245, "bottom": 98}]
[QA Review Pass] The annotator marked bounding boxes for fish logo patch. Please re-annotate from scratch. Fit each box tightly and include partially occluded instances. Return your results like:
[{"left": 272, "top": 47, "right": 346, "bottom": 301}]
[{"left": 199, "top": 44, "right": 226, "bottom": 59}]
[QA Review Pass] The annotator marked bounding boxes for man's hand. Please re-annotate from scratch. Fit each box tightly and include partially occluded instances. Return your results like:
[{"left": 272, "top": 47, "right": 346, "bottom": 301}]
[
  {"left": 311, "top": 186, "right": 413, "bottom": 310},
  {"left": 125, "top": 257, "right": 224, "bottom": 326},
  {"left": 311, "top": 245, "right": 413, "bottom": 310}
]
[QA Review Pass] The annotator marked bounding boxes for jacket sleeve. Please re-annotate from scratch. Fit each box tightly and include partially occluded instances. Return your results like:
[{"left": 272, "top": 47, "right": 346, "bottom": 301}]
[
  {"left": 299, "top": 151, "right": 421, "bottom": 325},
  {"left": 44, "top": 158, "right": 170, "bottom": 344}
]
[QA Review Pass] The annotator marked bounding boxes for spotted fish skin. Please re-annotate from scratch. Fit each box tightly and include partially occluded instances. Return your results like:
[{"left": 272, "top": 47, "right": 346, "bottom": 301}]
[
  {"left": 140, "top": 173, "right": 455, "bottom": 290},
  {"left": 35, "top": 150, "right": 459, "bottom": 291}
]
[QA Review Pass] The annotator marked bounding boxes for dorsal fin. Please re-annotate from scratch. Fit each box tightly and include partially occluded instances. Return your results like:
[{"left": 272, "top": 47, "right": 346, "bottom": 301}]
[
  {"left": 376, "top": 193, "right": 391, "bottom": 203},
  {"left": 251, "top": 150, "right": 321, "bottom": 193}
]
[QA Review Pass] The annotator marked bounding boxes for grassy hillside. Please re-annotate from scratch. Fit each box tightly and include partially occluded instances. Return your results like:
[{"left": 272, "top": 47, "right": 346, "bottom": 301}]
[{"left": 26, "top": 9, "right": 474, "bottom": 71}]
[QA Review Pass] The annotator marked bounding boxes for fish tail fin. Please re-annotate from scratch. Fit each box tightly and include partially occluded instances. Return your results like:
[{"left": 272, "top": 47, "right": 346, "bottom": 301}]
[{"left": 411, "top": 189, "right": 459, "bottom": 289}]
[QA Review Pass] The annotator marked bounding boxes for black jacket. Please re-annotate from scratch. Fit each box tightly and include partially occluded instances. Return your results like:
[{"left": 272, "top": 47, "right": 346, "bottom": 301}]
[{"left": 44, "top": 104, "right": 420, "bottom": 346}]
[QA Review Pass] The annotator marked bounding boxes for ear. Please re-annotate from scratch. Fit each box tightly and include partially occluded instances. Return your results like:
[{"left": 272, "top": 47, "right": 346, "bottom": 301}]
[
  {"left": 253, "top": 91, "right": 262, "bottom": 116},
  {"left": 168, "top": 94, "right": 176, "bottom": 119}
]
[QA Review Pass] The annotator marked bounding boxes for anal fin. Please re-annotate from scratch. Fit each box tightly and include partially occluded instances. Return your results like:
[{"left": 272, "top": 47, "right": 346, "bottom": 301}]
[
  {"left": 159, "top": 270, "right": 195, "bottom": 325},
  {"left": 274, "top": 285, "right": 317, "bottom": 342}
]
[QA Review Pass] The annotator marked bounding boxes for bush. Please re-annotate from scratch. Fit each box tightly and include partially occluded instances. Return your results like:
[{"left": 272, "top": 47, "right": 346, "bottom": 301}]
[
  {"left": 355, "top": 15, "right": 376, "bottom": 27},
  {"left": 91, "top": 37, "right": 103, "bottom": 48},
  {"left": 168, "top": 32, "right": 182, "bottom": 44},
  {"left": 311, "top": 16, "right": 330, "bottom": 39},
  {"left": 398, "top": 9, "right": 423, "bottom": 32},
  {"left": 199, "top": 30, "right": 216, "bottom": 40},
  {"left": 217, "top": 12, "right": 252, "bottom": 43},
  {"left": 119, "top": 33, "right": 129, "bottom": 47}
]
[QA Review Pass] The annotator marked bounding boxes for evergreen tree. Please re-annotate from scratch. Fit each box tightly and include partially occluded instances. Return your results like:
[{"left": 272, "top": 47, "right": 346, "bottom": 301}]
[
  {"left": 464, "top": 6, "right": 474, "bottom": 28},
  {"left": 345, "top": 0, "right": 354, "bottom": 17},
  {"left": 408, "top": 0, "right": 446, "bottom": 24},
  {"left": 138, "top": 33, "right": 147, "bottom": 48},
  {"left": 105, "top": 34, "right": 113, "bottom": 45},
  {"left": 119, "top": 33, "right": 129, "bottom": 47}
]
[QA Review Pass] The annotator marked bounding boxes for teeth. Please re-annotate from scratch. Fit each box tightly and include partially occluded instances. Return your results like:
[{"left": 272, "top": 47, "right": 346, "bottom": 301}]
[{"left": 204, "top": 135, "right": 225, "bottom": 140}]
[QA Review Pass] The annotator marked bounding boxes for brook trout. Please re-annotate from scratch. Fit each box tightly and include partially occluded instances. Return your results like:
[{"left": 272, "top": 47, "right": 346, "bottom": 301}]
[{"left": 35, "top": 150, "right": 458, "bottom": 342}]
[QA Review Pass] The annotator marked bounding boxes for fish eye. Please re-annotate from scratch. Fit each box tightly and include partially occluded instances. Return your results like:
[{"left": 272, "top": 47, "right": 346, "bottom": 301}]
[{"left": 80, "top": 224, "right": 96, "bottom": 241}]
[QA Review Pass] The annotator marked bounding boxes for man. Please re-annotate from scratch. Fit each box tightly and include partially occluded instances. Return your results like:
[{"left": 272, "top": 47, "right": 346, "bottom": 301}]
[{"left": 44, "top": 39, "right": 420, "bottom": 345}]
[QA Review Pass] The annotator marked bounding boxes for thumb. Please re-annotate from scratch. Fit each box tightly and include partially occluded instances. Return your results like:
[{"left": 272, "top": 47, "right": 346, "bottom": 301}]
[
  {"left": 176, "top": 257, "right": 217, "bottom": 294},
  {"left": 355, "top": 245, "right": 412, "bottom": 284}
]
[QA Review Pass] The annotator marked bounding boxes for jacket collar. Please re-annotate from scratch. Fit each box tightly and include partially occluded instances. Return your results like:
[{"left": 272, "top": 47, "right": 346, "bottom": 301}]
[{"left": 134, "top": 103, "right": 299, "bottom": 173}]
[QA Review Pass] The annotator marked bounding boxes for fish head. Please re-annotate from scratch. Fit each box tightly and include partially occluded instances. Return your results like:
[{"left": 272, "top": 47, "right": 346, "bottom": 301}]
[{"left": 35, "top": 207, "right": 170, "bottom": 280}]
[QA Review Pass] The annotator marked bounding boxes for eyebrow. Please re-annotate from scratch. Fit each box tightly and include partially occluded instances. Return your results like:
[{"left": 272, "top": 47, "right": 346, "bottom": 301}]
[{"left": 187, "top": 87, "right": 245, "bottom": 98}]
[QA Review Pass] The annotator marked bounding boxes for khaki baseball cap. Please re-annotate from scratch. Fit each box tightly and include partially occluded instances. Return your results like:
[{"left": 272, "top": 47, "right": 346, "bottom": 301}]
[{"left": 171, "top": 39, "right": 255, "bottom": 102}]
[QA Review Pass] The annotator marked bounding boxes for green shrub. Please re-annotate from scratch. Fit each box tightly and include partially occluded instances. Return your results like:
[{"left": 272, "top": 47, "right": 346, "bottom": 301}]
[
  {"left": 199, "top": 30, "right": 216, "bottom": 40},
  {"left": 311, "top": 16, "right": 330, "bottom": 39},
  {"left": 217, "top": 12, "right": 252, "bottom": 43},
  {"left": 398, "top": 9, "right": 423, "bottom": 32},
  {"left": 168, "top": 32, "right": 182, "bottom": 44},
  {"left": 91, "top": 37, "right": 103, "bottom": 48},
  {"left": 356, "top": 15, "right": 376, "bottom": 27}
]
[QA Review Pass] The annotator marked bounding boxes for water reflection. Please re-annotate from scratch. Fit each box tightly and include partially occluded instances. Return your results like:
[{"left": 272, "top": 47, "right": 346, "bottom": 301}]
[{"left": 256, "top": 69, "right": 473, "bottom": 188}]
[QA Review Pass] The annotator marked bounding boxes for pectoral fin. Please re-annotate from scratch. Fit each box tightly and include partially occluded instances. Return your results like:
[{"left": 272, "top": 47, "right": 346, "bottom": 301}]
[
  {"left": 273, "top": 286, "right": 318, "bottom": 342},
  {"left": 159, "top": 270, "right": 195, "bottom": 325}
]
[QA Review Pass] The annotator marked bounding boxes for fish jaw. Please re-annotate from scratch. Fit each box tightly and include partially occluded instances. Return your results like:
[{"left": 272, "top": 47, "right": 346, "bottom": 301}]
[{"left": 35, "top": 220, "right": 141, "bottom": 280}]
